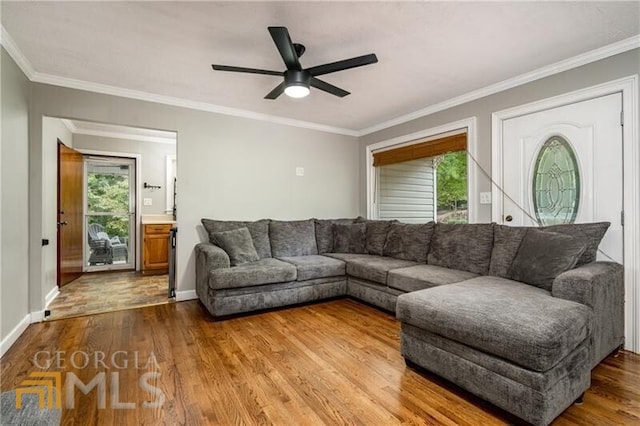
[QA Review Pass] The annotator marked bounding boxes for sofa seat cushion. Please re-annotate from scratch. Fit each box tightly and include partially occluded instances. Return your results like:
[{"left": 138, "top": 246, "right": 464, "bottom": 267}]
[
  {"left": 209, "top": 258, "right": 297, "bottom": 290},
  {"left": 388, "top": 265, "right": 478, "bottom": 293},
  {"left": 340, "top": 255, "right": 419, "bottom": 285},
  {"left": 396, "top": 276, "right": 592, "bottom": 372},
  {"left": 278, "top": 255, "right": 346, "bottom": 281}
]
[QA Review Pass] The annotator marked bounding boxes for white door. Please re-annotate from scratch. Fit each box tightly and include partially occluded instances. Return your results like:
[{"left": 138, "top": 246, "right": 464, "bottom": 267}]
[{"left": 501, "top": 93, "right": 623, "bottom": 263}]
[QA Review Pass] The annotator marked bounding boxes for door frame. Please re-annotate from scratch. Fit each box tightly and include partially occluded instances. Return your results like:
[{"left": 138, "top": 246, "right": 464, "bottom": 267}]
[
  {"left": 491, "top": 75, "right": 639, "bottom": 353},
  {"left": 77, "top": 149, "right": 142, "bottom": 272},
  {"left": 365, "top": 117, "right": 479, "bottom": 223}
]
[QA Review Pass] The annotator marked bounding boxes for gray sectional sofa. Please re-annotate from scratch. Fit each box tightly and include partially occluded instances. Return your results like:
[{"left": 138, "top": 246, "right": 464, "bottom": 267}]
[{"left": 195, "top": 217, "right": 624, "bottom": 426}]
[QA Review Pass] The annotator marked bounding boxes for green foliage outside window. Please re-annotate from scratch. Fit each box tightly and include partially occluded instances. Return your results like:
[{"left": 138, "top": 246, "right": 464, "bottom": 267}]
[
  {"left": 87, "top": 173, "right": 130, "bottom": 237},
  {"left": 436, "top": 151, "right": 468, "bottom": 224}
]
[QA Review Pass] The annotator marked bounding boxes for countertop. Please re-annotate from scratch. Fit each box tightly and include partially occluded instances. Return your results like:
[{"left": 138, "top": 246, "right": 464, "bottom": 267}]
[{"left": 141, "top": 215, "right": 177, "bottom": 225}]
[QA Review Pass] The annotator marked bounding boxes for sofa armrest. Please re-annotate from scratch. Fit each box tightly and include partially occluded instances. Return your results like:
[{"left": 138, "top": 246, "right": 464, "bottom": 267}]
[
  {"left": 552, "top": 261, "right": 624, "bottom": 367},
  {"left": 195, "top": 243, "right": 230, "bottom": 301}
]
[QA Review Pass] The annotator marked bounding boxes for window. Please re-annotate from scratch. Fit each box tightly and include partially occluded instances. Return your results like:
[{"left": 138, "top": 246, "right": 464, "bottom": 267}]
[{"left": 373, "top": 133, "right": 468, "bottom": 224}]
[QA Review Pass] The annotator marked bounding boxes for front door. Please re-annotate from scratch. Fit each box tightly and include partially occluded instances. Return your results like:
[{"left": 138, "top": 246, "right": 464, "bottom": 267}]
[
  {"left": 58, "top": 141, "right": 84, "bottom": 286},
  {"left": 500, "top": 93, "right": 623, "bottom": 263}
]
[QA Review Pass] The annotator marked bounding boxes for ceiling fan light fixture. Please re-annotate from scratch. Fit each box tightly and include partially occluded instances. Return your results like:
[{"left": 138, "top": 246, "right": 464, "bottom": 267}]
[{"left": 284, "top": 84, "right": 310, "bottom": 98}]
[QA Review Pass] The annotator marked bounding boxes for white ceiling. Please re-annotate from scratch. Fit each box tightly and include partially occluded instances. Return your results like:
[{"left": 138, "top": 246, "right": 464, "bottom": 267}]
[{"left": 3, "top": 2, "right": 639, "bottom": 133}]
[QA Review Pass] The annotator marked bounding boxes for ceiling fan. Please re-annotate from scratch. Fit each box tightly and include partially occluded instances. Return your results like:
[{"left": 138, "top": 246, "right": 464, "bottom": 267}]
[{"left": 211, "top": 26, "right": 378, "bottom": 99}]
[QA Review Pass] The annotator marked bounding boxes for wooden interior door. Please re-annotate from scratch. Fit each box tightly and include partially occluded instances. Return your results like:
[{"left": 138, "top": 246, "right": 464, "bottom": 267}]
[{"left": 58, "top": 141, "right": 84, "bottom": 286}]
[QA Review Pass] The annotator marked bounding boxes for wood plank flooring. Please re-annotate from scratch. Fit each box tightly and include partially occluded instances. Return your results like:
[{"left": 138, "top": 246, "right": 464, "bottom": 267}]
[
  {"left": 1, "top": 299, "right": 638, "bottom": 425},
  {"left": 47, "top": 271, "right": 170, "bottom": 320}
]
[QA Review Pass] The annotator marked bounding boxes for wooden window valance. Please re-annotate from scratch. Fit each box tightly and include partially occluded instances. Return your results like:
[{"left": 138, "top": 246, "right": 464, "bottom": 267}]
[{"left": 373, "top": 133, "right": 467, "bottom": 167}]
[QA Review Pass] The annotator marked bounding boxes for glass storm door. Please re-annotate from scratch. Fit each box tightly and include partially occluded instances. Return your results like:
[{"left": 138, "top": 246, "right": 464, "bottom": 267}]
[
  {"left": 501, "top": 93, "right": 623, "bottom": 263},
  {"left": 84, "top": 156, "right": 136, "bottom": 271}
]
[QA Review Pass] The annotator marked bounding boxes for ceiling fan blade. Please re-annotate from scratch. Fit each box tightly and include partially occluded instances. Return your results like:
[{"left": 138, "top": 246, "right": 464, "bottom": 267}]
[
  {"left": 264, "top": 81, "right": 287, "bottom": 99},
  {"left": 310, "top": 77, "right": 350, "bottom": 97},
  {"left": 307, "top": 53, "right": 378, "bottom": 77},
  {"left": 268, "top": 26, "right": 302, "bottom": 71},
  {"left": 212, "top": 64, "right": 282, "bottom": 76}
]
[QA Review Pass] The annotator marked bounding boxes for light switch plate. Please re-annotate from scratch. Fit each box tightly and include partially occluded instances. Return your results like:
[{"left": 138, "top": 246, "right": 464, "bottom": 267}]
[
  {"left": 143, "top": 198, "right": 153, "bottom": 206},
  {"left": 480, "top": 192, "right": 492, "bottom": 205},
  {"left": 295, "top": 167, "right": 304, "bottom": 177}
]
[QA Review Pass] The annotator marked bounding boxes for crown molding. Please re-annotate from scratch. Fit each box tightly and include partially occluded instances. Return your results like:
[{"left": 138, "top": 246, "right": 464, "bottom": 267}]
[
  {"left": 60, "top": 118, "right": 77, "bottom": 134},
  {"left": 358, "top": 35, "right": 640, "bottom": 136},
  {"left": 30, "top": 71, "right": 359, "bottom": 137},
  {"left": 0, "top": 25, "right": 35, "bottom": 79}
]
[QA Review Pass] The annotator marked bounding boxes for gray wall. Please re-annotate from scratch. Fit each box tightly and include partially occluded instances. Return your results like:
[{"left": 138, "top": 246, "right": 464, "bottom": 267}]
[
  {"left": 72, "top": 134, "right": 177, "bottom": 215},
  {"left": 1, "top": 48, "right": 30, "bottom": 341},
  {"left": 28, "top": 83, "right": 360, "bottom": 312},
  {"left": 360, "top": 49, "right": 640, "bottom": 222},
  {"left": 41, "top": 117, "right": 72, "bottom": 303}
]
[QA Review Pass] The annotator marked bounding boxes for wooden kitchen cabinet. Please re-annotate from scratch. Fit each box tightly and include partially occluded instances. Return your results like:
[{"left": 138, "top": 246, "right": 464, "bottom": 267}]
[{"left": 142, "top": 223, "right": 173, "bottom": 274}]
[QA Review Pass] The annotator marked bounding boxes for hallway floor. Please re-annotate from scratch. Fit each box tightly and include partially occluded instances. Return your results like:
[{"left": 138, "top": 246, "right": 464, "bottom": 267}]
[{"left": 47, "top": 271, "right": 172, "bottom": 320}]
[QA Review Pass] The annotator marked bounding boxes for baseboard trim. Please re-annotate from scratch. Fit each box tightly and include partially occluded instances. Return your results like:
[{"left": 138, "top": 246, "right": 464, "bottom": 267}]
[
  {"left": 175, "top": 290, "right": 197, "bottom": 302},
  {"left": 0, "top": 314, "right": 31, "bottom": 358},
  {"left": 45, "top": 286, "right": 59, "bottom": 308},
  {"left": 30, "top": 311, "right": 45, "bottom": 323}
]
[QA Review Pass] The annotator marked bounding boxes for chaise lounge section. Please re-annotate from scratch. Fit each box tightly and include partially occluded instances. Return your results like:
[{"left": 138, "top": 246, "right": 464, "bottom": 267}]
[{"left": 194, "top": 216, "right": 623, "bottom": 425}]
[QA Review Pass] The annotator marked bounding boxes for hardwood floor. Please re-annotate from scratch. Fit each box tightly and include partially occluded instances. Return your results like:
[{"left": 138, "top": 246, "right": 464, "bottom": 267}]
[
  {"left": 47, "top": 271, "right": 170, "bottom": 320},
  {"left": 2, "top": 299, "right": 638, "bottom": 425}
]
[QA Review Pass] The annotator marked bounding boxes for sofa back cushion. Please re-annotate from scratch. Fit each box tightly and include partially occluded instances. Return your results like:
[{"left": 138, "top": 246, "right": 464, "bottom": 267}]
[
  {"left": 427, "top": 223, "right": 494, "bottom": 275},
  {"left": 269, "top": 219, "right": 318, "bottom": 257},
  {"left": 508, "top": 228, "right": 586, "bottom": 290},
  {"left": 383, "top": 222, "right": 435, "bottom": 263},
  {"left": 211, "top": 227, "right": 260, "bottom": 266},
  {"left": 201, "top": 218, "right": 272, "bottom": 259},
  {"left": 314, "top": 218, "right": 355, "bottom": 253},
  {"left": 333, "top": 223, "right": 367, "bottom": 254},
  {"left": 356, "top": 217, "right": 396, "bottom": 255},
  {"left": 489, "top": 224, "right": 529, "bottom": 277}
]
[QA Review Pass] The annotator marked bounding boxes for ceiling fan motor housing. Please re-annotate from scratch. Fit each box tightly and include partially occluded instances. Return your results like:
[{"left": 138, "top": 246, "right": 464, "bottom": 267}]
[{"left": 284, "top": 69, "right": 310, "bottom": 88}]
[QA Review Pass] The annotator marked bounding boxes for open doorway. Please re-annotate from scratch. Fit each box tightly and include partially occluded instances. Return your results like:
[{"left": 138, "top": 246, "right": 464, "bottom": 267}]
[{"left": 43, "top": 117, "right": 177, "bottom": 320}]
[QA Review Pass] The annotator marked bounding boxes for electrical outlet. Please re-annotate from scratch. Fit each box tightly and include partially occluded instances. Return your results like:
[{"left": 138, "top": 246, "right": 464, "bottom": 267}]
[
  {"left": 480, "top": 192, "right": 492, "bottom": 205},
  {"left": 295, "top": 167, "right": 304, "bottom": 177},
  {"left": 143, "top": 198, "right": 153, "bottom": 206}
]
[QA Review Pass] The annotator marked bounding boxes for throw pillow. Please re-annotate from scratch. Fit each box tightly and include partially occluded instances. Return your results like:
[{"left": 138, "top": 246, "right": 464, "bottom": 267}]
[
  {"left": 543, "top": 222, "right": 610, "bottom": 266},
  {"left": 356, "top": 217, "right": 396, "bottom": 256},
  {"left": 383, "top": 222, "right": 435, "bottom": 263},
  {"left": 333, "top": 223, "right": 366, "bottom": 254},
  {"left": 211, "top": 227, "right": 259, "bottom": 266},
  {"left": 201, "top": 218, "right": 272, "bottom": 259},
  {"left": 488, "top": 224, "right": 529, "bottom": 277},
  {"left": 508, "top": 228, "right": 586, "bottom": 291},
  {"left": 427, "top": 223, "right": 495, "bottom": 275}
]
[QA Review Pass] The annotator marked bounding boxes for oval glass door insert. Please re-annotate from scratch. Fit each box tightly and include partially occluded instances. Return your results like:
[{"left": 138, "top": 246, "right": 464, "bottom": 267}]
[{"left": 532, "top": 136, "right": 580, "bottom": 226}]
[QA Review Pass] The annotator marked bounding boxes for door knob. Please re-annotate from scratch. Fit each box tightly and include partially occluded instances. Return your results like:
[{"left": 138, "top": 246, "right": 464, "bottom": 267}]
[
  {"left": 505, "top": 215, "right": 513, "bottom": 222},
  {"left": 58, "top": 221, "right": 68, "bottom": 226}
]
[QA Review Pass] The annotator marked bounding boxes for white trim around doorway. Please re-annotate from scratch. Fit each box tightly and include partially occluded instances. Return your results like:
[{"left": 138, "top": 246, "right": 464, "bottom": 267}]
[{"left": 491, "top": 75, "right": 639, "bottom": 353}]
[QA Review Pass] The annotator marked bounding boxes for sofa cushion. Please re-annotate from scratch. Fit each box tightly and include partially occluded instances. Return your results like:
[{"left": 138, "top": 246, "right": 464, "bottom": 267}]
[
  {"left": 356, "top": 217, "right": 396, "bottom": 256},
  {"left": 544, "top": 222, "right": 610, "bottom": 266},
  {"left": 202, "top": 218, "right": 272, "bottom": 259},
  {"left": 383, "top": 222, "right": 435, "bottom": 263},
  {"left": 489, "top": 224, "right": 529, "bottom": 277},
  {"left": 344, "top": 255, "right": 419, "bottom": 285},
  {"left": 388, "top": 264, "right": 478, "bottom": 293},
  {"left": 278, "top": 255, "right": 346, "bottom": 281},
  {"left": 208, "top": 258, "right": 297, "bottom": 290},
  {"left": 508, "top": 229, "right": 586, "bottom": 291},
  {"left": 333, "top": 223, "right": 367, "bottom": 254},
  {"left": 396, "top": 276, "right": 592, "bottom": 372},
  {"left": 211, "top": 227, "right": 259, "bottom": 266},
  {"left": 427, "top": 223, "right": 494, "bottom": 275},
  {"left": 269, "top": 219, "right": 318, "bottom": 257},
  {"left": 314, "top": 218, "right": 355, "bottom": 253}
]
